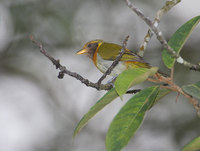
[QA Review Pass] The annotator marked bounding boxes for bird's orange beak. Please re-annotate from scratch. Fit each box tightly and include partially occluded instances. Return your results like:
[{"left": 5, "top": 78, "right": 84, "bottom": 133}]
[{"left": 76, "top": 48, "right": 88, "bottom": 55}]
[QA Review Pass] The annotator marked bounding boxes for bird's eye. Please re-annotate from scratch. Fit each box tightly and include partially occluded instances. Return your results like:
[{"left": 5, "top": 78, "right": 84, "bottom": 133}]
[{"left": 88, "top": 44, "right": 92, "bottom": 47}]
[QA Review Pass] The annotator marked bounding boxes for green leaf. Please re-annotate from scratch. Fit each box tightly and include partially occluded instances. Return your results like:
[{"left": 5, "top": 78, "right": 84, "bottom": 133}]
[
  {"left": 149, "top": 88, "right": 172, "bottom": 109},
  {"left": 182, "top": 136, "right": 200, "bottom": 151},
  {"left": 155, "top": 88, "right": 172, "bottom": 101},
  {"left": 114, "top": 67, "right": 158, "bottom": 97},
  {"left": 105, "top": 86, "right": 159, "bottom": 151},
  {"left": 73, "top": 88, "right": 118, "bottom": 137},
  {"left": 162, "top": 16, "right": 200, "bottom": 69},
  {"left": 182, "top": 81, "right": 200, "bottom": 100}
]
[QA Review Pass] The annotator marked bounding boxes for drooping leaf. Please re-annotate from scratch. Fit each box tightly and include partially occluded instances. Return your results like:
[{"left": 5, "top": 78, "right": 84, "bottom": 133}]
[
  {"left": 105, "top": 86, "right": 159, "bottom": 151},
  {"left": 181, "top": 136, "right": 200, "bottom": 151},
  {"left": 162, "top": 16, "right": 200, "bottom": 69},
  {"left": 73, "top": 88, "right": 118, "bottom": 137},
  {"left": 182, "top": 81, "right": 200, "bottom": 100},
  {"left": 114, "top": 67, "right": 158, "bottom": 98}
]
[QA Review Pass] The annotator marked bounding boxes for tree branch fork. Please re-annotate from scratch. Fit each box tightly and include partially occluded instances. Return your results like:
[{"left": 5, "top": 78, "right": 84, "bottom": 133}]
[{"left": 30, "top": 35, "right": 141, "bottom": 93}]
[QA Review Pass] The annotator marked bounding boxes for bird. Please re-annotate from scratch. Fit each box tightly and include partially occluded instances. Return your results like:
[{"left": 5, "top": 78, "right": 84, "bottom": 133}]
[{"left": 76, "top": 39, "right": 152, "bottom": 77}]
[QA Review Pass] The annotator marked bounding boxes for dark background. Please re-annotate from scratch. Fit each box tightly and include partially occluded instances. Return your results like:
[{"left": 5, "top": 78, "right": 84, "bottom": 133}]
[{"left": 0, "top": 0, "right": 200, "bottom": 151}]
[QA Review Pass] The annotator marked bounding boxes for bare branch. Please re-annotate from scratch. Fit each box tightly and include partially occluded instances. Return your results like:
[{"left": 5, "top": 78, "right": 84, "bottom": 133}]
[
  {"left": 97, "top": 35, "right": 130, "bottom": 87},
  {"left": 125, "top": 0, "right": 200, "bottom": 72},
  {"left": 30, "top": 36, "right": 113, "bottom": 91},
  {"left": 138, "top": 0, "right": 181, "bottom": 57},
  {"left": 30, "top": 36, "right": 141, "bottom": 95}
]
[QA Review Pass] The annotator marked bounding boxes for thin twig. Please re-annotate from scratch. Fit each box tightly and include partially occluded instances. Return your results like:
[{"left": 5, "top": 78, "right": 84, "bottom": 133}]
[
  {"left": 126, "top": 89, "right": 141, "bottom": 94},
  {"left": 125, "top": 0, "right": 200, "bottom": 72},
  {"left": 138, "top": 0, "right": 181, "bottom": 57},
  {"left": 170, "top": 67, "right": 174, "bottom": 80},
  {"left": 97, "top": 35, "right": 130, "bottom": 88},
  {"left": 155, "top": 73, "right": 200, "bottom": 111}
]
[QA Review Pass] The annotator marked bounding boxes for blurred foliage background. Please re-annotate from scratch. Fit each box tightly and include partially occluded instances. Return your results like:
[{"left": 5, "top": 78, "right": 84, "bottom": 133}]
[{"left": 0, "top": 0, "right": 200, "bottom": 151}]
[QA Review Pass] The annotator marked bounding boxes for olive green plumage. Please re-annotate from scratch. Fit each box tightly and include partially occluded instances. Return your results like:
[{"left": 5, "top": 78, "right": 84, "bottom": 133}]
[{"left": 76, "top": 40, "right": 151, "bottom": 75}]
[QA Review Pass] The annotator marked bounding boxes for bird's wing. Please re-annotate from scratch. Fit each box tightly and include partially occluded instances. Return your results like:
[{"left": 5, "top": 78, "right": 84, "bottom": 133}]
[{"left": 98, "top": 42, "right": 147, "bottom": 63}]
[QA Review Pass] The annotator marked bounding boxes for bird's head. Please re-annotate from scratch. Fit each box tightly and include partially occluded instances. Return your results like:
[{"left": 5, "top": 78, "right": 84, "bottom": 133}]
[{"left": 76, "top": 39, "right": 103, "bottom": 59}]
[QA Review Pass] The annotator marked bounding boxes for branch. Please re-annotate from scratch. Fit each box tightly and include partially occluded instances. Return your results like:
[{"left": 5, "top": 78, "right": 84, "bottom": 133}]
[
  {"left": 97, "top": 35, "right": 130, "bottom": 87},
  {"left": 125, "top": 0, "right": 200, "bottom": 72},
  {"left": 155, "top": 73, "right": 200, "bottom": 111},
  {"left": 30, "top": 36, "right": 112, "bottom": 91},
  {"left": 30, "top": 36, "right": 140, "bottom": 95},
  {"left": 138, "top": 0, "right": 181, "bottom": 57}
]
